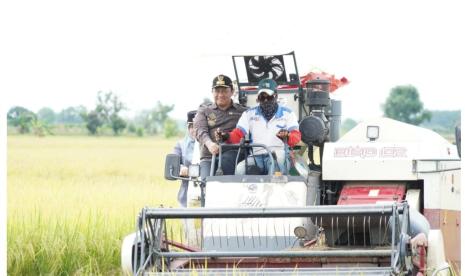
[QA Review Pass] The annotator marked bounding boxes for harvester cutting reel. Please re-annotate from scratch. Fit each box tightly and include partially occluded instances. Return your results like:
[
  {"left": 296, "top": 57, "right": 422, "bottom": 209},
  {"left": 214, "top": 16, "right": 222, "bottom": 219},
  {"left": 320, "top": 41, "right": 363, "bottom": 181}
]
[{"left": 125, "top": 202, "right": 425, "bottom": 276}]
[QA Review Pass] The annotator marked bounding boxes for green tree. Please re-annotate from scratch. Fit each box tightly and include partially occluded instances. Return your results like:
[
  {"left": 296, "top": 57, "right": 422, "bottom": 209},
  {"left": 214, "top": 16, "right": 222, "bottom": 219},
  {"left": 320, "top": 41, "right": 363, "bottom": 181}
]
[
  {"left": 382, "top": 85, "right": 431, "bottom": 125},
  {"left": 81, "top": 110, "right": 104, "bottom": 135},
  {"left": 421, "top": 110, "right": 461, "bottom": 132},
  {"left": 136, "top": 127, "right": 144, "bottom": 137},
  {"left": 151, "top": 101, "right": 174, "bottom": 134},
  {"left": 57, "top": 106, "right": 86, "bottom": 124},
  {"left": 30, "top": 118, "right": 53, "bottom": 137},
  {"left": 134, "top": 110, "right": 154, "bottom": 134},
  {"left": 127, "top": 123, "right": 137, "bottom": 133},
  {"left": 81, "top": 91, "right": 127, "bottom": 135},
  {"left": 95, "top": 91, "right": 113, "bottom": 122},
  {"left": 37, "top": 107, "right": 56, "bottom": 124},
  {"left": 163, "top": 118, "right": 179, "bottom": 138},
  {"left": 7, "top": 106, "right": 37, "bottom": 134},
  {"left": 109, "top": 114, "right": 127, "bottom": 135},
  {"left": 96, "top": 91, "right": 127, "bottom": 135},
  {"left": 135, "top": 102, "right": 175, "bottom": 135}
]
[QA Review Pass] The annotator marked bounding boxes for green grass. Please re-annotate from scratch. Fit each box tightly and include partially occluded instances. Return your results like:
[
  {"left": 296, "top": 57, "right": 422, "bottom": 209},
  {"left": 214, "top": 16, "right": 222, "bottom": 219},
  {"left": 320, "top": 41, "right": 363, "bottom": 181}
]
[{"left": 7, "top": 135, "right": 180, "bottom": 275}]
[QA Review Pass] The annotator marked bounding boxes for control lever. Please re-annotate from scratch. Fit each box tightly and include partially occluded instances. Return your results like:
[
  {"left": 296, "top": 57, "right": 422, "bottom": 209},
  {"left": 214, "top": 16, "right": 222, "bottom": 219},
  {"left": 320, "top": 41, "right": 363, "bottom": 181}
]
[
  {"left": 238, "top": 137, "right": 252, "bottom": 171},
  {"left": 215, "top": 143, "right": 224, "bottom": 176},
  {"left": 271, "top": 151, "right": 279, "bottom": 173},
  {"left": 241, "top": 138, "right": 248, "bottom": 170},
  {"left": 282, "top": 136, "right": 289, "bottom": 175}
]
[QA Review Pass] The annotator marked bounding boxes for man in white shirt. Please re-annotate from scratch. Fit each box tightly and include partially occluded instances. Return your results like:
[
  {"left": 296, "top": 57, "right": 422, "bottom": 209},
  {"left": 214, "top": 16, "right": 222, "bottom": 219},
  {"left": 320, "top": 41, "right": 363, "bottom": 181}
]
[{"left": 217, "top": 79, "right": 301, "bottom": 174}]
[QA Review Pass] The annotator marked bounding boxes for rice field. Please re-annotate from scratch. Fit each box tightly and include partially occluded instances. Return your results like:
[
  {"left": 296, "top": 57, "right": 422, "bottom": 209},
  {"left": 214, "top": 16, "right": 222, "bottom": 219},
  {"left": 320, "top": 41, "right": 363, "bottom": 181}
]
[{"left": 7, "top": 135, "right": 180, "bottom": 275}]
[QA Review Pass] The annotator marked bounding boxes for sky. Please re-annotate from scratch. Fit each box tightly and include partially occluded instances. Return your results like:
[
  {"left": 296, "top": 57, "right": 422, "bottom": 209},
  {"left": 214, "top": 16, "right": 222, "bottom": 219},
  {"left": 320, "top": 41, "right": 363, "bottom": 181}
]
[{"left": 1, "top": 0, "right": 464, "bottom": 122}]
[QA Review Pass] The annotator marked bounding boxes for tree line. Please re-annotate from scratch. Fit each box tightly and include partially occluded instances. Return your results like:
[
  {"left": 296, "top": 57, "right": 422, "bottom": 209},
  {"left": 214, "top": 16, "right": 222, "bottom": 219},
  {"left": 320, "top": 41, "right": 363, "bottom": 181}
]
[
  {"left": 7, "top": 86, "right": 460, "bottom": 138},
  {"left": 7, "top": 91, "right": 181, "bottom": 137}
]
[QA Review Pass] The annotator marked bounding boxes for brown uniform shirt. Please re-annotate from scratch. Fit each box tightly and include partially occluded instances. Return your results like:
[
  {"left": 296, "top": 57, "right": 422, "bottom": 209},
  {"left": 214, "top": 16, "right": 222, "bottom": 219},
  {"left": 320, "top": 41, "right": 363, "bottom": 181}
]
[{"left": 194, "top": 101, "right": 247, "bottom": 160}]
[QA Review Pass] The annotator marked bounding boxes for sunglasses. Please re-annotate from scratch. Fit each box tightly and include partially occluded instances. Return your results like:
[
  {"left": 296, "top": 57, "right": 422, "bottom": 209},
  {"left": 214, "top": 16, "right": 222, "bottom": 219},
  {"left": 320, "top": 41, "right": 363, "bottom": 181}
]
[{"left": 258, "top": 94, "right": 275, "bottom": 102}]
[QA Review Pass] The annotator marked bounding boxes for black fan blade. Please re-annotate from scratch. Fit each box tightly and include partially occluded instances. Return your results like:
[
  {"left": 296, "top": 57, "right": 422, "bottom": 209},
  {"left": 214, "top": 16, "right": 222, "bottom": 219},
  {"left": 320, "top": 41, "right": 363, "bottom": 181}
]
[
  {"left": 250, "top": 56, "right": 264, "bottom": 68},
  {"left": 245, "top": 55, "right": 287, "bottom": 82},
  {"left": 250, "top": 71, "right": 264, "bottom": 78}
]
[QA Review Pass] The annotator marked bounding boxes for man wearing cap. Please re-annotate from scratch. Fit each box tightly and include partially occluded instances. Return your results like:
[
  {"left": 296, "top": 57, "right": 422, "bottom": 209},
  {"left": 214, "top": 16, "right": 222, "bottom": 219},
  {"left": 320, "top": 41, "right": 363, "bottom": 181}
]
[
  {"left": 172, "top": 110, "right": 197, "bottom": 207},
  {"left": 217, "top": 78, "right": 301, "bottom": 174},
  {"left": 194, "top": 74, "right": 247, "bottom": 179}
]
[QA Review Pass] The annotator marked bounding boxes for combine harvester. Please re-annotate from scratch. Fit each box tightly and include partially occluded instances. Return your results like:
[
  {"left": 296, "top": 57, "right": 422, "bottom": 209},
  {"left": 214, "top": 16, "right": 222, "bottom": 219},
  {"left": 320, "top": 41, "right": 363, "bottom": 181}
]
[{"left": 122, "top": 52, "right": 461, "bottom": 275}]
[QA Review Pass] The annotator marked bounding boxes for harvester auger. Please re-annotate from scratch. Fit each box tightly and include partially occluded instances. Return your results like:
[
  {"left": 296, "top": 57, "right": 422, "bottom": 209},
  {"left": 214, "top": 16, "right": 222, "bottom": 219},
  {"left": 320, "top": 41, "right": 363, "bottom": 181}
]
[{"left": 122, "top": 52, "right": 461, "bottom": 275}]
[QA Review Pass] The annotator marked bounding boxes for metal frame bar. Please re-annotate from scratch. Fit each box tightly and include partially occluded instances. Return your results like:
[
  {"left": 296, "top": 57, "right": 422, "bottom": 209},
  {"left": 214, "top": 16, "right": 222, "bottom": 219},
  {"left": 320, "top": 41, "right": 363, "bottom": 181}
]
[
  {"left": 289, "top": 51, "right": 307, "bottom": 121},
  {"left": 144, "top": 205, "right": 398, "bottom": 219},
  {"left": 416, "top": 167, "right": 461, "bottom": 173},
  {"left": 211, "top": 143, "right": 276, "bottom": 177},
  {"left": 390, "top": 205, "right": 397, "bottom": 267},
  {"left": 158, "top": 249, "right": 393, "bottom": 258},
  {"left": 165, "top": 267, "right": 394, "bottom": 275}
]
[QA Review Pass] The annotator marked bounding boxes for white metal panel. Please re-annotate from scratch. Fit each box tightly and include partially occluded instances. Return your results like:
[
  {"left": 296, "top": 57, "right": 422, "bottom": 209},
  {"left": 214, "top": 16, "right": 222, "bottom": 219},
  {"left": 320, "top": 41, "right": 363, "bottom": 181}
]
[
  {"left": 422, "top": 173, "right": 442, "bottom": 210},
  {"left": 336, "top": 117, "right": 459, "bottom": 160},
  {"left": 204, "top": 180, "right": 307, "bottom": 237},
  {"left": 405, "top": 189, "right": 421, "bottom": 211},
  {"left": 323, "top": 118, "right": 459, "bottom": 179},
  {"left": 419, "top": 161, "right": 461, "bottom": 211},
  {"left": 206, "top": 180, "right": 307, "bottom": 208},
  {"left": 323, "top": 141, "right": 417, "bottom": 180},
  {"left": 323, "top": 158, "right": 416, "bottom": 180}
]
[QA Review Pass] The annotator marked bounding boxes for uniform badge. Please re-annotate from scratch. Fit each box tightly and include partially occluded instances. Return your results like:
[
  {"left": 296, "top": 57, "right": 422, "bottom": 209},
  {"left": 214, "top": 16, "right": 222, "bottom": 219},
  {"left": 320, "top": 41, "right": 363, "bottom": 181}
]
[
  {"left": 207, "top": 113, "right": 217, "bottom": 127},
  {"left": 216, "top": 75, "right": 225, "bottom": 86}
]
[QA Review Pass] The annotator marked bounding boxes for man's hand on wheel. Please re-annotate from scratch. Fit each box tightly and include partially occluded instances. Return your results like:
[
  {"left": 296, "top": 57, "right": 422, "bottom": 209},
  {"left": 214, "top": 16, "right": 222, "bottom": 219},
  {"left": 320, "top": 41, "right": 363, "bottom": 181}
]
[
  {"left": 276, "top": 129, "right": 289, "bottom": 140},
  {"left": 215, "top": 128, "right": 230, "bottom": 143}
]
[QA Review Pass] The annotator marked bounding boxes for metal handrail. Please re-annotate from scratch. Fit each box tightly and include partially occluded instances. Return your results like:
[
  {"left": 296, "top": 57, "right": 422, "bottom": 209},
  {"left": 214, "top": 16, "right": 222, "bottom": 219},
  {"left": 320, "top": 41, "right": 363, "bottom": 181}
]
[
  {"left": 143, "top": 204, "right": 399, "bottom": 219},
  {"left": 211, "top": 142, "right": 277, "bottom": 176},
  {"left": 158, "top": 249, "right": 393, "bottom": 258}
]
